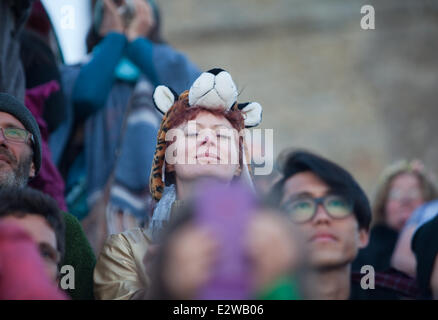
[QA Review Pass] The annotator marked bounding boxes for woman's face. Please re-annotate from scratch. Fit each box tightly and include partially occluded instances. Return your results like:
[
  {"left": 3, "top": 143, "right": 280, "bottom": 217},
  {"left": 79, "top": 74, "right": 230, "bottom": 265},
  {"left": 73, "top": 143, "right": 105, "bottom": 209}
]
[
  {"left": 167, "top": 110, "right": 240, "bottom": 184},
  {"left": 385, "top": 172, "right": 424, "bottom": 231}
]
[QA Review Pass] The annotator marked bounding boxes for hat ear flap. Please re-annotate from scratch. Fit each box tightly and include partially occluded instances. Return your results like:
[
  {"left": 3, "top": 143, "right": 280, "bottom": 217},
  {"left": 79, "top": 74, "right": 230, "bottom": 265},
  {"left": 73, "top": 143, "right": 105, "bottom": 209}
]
[
  {"left": 238, "top": 102, "right": 263, "bottom": 128},
  {"left": 153, "top": 85, "right": 178, "bottom": 115}
]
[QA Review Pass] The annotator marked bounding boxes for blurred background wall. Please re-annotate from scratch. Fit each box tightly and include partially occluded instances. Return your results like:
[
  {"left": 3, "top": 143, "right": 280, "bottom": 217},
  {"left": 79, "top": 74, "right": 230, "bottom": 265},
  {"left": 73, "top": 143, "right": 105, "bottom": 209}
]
[
  {"left": 157, "top": 0, "right": 438, "bottom": 197},
  {"left": 44, "top": 0, "right": 438, "bottom": 198}
]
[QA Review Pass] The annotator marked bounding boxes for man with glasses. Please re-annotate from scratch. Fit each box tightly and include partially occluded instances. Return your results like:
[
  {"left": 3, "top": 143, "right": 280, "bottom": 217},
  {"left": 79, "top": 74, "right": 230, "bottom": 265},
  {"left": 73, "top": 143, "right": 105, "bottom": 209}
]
[
  {"left": 0, "top": 92, "right": 96, "bottom": 299},
  {"left": 268, "top": 149, "right": 417, "bottom": 299},
  {"left": 0, "top": 94, "right": 40, "bottom": 187}
]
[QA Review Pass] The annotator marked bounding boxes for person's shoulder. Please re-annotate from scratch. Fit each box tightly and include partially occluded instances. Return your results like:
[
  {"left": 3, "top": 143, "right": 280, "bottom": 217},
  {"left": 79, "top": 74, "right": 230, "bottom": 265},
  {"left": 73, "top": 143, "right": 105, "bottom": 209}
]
[
  {"left": 409, "top": 200, "right": 438, "bottom": 224},
  {"left": 96, "top": 228, "right": 151, "bottom": 285},
  {"left": 105, "top": 227, "right": 151, "bottom": 254},
  {"left": 61, "top": 211, "right": 88, "bottom": 236},
  {"left": 351, "top": 268, "right": 419, "bottom": 300},
  {"left": 116, "top": 227, "right": 151, "bottom": 245},
  {"left": 350, "top": 281, "right": 400, "bottom": 300},
  {"left": 94, "top": 228, "right": 150, "bottom": 300},
  {"left": 60, "top": 211, "right": 96, "bottom": 260},
  {"left": 61, "top": 211, "right": 83, "bottom": 235},
  {"left": 61, "top": 210, "right": 78, "bottom": 222},
  {"left": 418, "top": 200, "right": 438, "bottom": 224}
]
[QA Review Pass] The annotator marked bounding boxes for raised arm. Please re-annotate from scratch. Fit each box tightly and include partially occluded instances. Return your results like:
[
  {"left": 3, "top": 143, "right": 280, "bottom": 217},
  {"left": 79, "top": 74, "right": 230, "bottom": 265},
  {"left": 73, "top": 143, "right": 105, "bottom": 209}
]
[
  {"left": 72, "top": 0, "right": 127, "bottom": 121},
  {"left": 72, "top": 32, "right": 127, "bottom": 121},
  {"left": 391, "top": 224, "right": 417, "bottom": 277}
]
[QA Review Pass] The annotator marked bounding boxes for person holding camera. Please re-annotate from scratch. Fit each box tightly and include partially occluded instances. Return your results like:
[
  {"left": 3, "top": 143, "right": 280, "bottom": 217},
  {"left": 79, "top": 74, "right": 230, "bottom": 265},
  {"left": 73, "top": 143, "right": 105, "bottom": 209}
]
[{"left": 58, "top": 0, "right": 200, "bottom": 250}]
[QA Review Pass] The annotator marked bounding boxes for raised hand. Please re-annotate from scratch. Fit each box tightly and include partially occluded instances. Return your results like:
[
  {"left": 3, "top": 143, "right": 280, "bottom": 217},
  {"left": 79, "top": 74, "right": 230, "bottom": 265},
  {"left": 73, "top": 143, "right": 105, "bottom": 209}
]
[
  {"left": 99, "top": 0, "right": 125, "bottom": 37},
  {"left": 126, "top": 0, "right": 156, "bottom": 41}
]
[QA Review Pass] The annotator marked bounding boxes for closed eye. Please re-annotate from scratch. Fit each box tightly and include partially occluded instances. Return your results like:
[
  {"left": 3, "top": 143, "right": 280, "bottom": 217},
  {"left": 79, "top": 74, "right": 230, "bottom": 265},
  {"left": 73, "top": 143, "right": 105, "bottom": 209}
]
[
  {"left": 217, "top": 133, "right": 231, "bottom": 139},
  {"left": 185, "top": 131, "right": 199, "bottom": 137}
]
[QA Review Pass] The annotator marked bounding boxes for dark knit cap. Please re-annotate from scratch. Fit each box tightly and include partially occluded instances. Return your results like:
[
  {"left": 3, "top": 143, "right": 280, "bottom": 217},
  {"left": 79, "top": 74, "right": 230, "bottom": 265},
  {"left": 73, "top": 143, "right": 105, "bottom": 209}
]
[
  {"left": 411, "top": 214, "right": 438, "bottom": 298},
  {"left": 0, "top": 93, "right": 42, "bottom": 175}
]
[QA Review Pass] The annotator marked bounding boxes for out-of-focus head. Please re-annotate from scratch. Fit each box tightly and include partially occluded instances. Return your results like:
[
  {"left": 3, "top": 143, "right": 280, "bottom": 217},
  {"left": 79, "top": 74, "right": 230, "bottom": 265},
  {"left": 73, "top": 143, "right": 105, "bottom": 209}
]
[
  {"left": 150, "top": 68, "right": 263, "bottom": 201},
  {"left": 148, "top": 181, "right": 300, "bottom": 299},
  {"left": 20, "top": 29, "right": 65, "bottom": 133},
  {"left": 373, "top": 160, "right": 437, "bottom": 232},
  {"left": 412, "top": 214, "right": 438, "bottom": 299},
  {"left": 0, "top": 187, "right": 65, "bottom": 282},
  {"left": 268, "top": 149, "right": 371, "bottom": 270}
]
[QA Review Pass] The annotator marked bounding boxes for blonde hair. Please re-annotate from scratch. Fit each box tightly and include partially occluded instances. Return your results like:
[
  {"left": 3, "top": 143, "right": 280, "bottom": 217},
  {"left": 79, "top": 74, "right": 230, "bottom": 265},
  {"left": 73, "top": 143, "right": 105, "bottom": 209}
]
[{"left": 372, "top": 160, "right": 438, "bottom": 227}]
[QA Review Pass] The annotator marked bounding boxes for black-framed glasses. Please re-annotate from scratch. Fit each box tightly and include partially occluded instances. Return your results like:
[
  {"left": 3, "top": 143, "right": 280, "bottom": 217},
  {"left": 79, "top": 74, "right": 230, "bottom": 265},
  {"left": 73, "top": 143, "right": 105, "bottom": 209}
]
[
  {"left": 0, "top": 127, "right": 33, "bottom": 144},
  {"left": 282, "top": 195, "right": 353, "bottom": 223}
]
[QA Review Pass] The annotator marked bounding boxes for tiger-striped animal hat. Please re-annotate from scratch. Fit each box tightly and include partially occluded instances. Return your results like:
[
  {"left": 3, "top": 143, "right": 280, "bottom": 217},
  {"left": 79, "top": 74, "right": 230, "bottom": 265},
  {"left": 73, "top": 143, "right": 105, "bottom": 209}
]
[{"left": 150, "top": 68, "right": 263, "bottom": 201}]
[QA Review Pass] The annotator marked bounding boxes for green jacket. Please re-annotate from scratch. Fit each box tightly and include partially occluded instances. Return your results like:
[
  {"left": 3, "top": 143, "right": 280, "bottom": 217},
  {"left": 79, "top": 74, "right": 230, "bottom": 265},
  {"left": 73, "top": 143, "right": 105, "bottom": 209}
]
[{"left": 61, "top": 211, "right": 96, "bottom": 300}]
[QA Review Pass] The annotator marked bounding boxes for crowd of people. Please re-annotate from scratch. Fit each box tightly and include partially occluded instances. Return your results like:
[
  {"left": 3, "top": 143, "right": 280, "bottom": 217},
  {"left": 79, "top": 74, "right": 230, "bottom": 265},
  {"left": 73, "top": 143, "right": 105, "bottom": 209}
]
[{"left": 1, "top": 0, "right": 438, "bottom": 300}]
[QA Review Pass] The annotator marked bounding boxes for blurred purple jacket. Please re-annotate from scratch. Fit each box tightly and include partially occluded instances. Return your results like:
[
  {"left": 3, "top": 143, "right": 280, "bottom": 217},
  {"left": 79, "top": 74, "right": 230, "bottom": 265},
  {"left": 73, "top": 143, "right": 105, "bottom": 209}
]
[{"left": 25, "top": 80, "right": 67, "bottom": 211}]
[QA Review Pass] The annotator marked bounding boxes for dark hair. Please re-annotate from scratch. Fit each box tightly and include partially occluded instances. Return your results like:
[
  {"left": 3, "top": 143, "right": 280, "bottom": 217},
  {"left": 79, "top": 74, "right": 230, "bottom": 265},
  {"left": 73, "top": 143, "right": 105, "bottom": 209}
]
[
  {"left": 0, "top": 187, "right": 65, "bottom": 264},
  {"left": 267, "top": 149, "right": 371, "bottom": 230},
  {"left": 19, "top": 29, "right": 66, "bottom": 133}
]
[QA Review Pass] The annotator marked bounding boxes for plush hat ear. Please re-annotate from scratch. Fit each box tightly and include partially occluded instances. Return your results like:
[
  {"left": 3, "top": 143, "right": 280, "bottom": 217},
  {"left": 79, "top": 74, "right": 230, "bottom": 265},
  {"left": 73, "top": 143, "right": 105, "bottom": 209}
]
[
  {"left": 238, "top": 102, "right": 263, "bottom": 128},
  {"left": 153, "top": 85, "right": 178, "bottom": 115},
  {"left": 189, "top": 69, "right": 238, "bottom": 110}
]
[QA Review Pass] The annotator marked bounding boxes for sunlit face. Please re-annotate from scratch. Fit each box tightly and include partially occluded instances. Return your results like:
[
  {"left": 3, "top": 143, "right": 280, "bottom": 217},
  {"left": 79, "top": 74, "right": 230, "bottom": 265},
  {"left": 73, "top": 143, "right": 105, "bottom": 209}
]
[
  {"left": 1, "top": 215, "right": 59, "bottom": 282},
  {"left": 281, "top": 172, "right": 368, "bottom": 270},
  {"left": 385, "top": 173, "right": 424, "bottom": 232},
  {"left": 0, "top": 112, "right": 35, "bottom": 187},
  {"left": 166, "top": 111, "right": 240, "bottom": 184}
]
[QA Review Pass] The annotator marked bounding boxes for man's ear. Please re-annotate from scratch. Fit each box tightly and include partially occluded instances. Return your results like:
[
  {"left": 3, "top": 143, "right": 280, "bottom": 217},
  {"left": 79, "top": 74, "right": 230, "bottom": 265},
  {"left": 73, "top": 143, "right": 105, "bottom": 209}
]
[
  {"left": 358, "top": 228, "right": 369, "bottom": 249},
  {"left": 29, "top": 162, "right": 36, "bottom": 179}
]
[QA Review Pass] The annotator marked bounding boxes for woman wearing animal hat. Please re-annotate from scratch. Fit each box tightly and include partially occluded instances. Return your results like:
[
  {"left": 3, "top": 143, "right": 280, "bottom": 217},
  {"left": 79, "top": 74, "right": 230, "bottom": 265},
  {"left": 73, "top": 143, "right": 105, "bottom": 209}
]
[{"left": 93, "top": 68, "right": 265, "bottom": 299}]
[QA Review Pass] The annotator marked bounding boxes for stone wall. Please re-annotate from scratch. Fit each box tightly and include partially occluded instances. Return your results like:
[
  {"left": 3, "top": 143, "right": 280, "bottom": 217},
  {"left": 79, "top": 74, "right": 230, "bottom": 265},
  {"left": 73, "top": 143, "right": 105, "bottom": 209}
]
[{"left": 158, "top": 0, "right": 438, "bottom": 196}]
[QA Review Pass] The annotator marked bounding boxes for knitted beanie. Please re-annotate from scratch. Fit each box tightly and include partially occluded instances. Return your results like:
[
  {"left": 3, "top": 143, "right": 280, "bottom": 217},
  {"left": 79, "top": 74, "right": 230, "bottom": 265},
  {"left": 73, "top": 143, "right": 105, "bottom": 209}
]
[{"left": 0, "top": 93, "right": 42, "bottom": 174}]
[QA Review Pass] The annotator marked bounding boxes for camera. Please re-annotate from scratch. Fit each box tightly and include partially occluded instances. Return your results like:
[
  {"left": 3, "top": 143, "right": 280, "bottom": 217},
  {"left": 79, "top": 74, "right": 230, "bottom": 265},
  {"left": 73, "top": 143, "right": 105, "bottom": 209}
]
[{"left": 114, "top": 0, "right": 136, "bottom": 28}]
